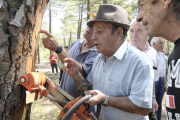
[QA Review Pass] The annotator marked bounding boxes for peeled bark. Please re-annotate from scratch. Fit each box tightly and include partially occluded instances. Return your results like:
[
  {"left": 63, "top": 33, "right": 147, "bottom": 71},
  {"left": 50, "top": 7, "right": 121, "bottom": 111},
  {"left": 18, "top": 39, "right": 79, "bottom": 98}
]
[{"left": 0, "top": 0, "right": 48, "bottom": 120}]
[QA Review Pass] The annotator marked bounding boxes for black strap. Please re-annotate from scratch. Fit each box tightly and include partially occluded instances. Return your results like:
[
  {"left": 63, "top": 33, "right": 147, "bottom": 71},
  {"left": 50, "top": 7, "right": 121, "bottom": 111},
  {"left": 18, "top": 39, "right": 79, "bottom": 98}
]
[
  {"left": 95, "top": 104, "right": 101, "bottom": 118},
  {"left": 153, "top": 66, "right": 157, "bottom": 70},
  {"left": 59, "top": 68, "right": 63, "bottom": 84}
]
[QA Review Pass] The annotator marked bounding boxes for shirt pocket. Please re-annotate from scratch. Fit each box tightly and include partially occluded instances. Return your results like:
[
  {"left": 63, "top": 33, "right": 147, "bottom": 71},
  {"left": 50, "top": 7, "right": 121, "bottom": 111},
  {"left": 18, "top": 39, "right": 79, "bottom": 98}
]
[
  {"left": 107, "top": 72, "right": 129, "bottom": 97},
  {"left": 107, "top": 81, "right": 128, "bottom": 97}
]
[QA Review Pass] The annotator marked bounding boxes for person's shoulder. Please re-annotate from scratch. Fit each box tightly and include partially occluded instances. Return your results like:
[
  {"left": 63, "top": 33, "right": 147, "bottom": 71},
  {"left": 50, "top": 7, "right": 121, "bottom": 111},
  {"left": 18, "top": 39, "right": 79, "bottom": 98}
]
[
  {"left": 159, "top": 51, "right": 165, "bottom": 56},
  {"left": 73, "top": 39, "right": 84, "bottom": 44},
  {"left": 149, "top": 46, "right": 157, "bottom": 54},
  {"left": 70, "top": 39, "right": 84, "bottom": 48},
  {"left": 127, "top": 43, "right": 150, "bottom": 66},
  {"left": 127, "top": 43, "right": 144, "bottom": 57}
]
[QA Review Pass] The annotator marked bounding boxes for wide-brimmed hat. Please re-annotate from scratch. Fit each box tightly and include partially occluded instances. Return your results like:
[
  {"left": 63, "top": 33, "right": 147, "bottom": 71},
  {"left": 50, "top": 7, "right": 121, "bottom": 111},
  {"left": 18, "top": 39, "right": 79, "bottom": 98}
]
[{"left": 87, "top": 4, "right": 130, "bottom": 31}]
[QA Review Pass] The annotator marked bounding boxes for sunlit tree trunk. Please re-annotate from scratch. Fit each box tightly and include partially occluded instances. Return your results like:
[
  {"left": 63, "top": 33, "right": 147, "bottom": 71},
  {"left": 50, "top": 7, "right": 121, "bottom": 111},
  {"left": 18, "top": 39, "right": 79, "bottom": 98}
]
[
  {"left": 87, "top": 0, "right": 90, "bottom": 21},
  {"left": 0, "top": 0, "right": 48, "bottom": 119},
  {"left": 103, "top": 0, "right": 107, "bottom": 4},
  {"left": 138, "top": 0, "right": 140, "bottom": 12}
]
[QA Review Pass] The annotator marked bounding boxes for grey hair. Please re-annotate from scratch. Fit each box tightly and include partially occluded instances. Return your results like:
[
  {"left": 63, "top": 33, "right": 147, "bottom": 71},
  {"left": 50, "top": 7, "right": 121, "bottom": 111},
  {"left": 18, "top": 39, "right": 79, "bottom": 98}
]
[{"left": 151, "top": 37, "right": 163, "bottom": 46}]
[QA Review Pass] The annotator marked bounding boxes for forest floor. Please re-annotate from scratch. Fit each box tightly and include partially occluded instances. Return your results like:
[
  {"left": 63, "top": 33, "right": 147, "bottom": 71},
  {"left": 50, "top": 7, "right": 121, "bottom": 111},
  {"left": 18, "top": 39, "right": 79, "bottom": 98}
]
[{"left": 30, "top": 61, "right": 167, "bottom": 120}]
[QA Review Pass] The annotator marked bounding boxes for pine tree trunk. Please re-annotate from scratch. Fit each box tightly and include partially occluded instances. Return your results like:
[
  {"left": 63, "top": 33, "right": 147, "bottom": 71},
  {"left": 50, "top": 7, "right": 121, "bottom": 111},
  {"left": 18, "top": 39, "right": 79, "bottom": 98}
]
[
  {"left": 103, "top": 0, "right": 107, "bottom": 4},
  {"left": 87, "top": 0, "right": 90, "bottom": 21},
  {"left": 138, "top": 0, "right": 140, "bottom": 12},
  {"left": 0, "top": 0, "right": 48, "bottom": 120},
  {"left": 77, "top": 4, "right": 83, "bottom": 39}
]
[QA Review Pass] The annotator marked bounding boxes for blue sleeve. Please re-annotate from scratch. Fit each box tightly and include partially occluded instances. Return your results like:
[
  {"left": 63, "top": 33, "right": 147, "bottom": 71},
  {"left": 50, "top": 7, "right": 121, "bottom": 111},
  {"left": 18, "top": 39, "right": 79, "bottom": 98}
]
[{"left": 82, "top": 52, "right": 99, "bottom": 75}]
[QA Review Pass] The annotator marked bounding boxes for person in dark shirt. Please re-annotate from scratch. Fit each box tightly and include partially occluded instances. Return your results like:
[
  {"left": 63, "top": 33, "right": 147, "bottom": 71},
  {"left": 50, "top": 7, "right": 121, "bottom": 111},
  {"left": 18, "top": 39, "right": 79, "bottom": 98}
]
[{"left": 136, "top": 0, "right": 180, "bottom": 119}]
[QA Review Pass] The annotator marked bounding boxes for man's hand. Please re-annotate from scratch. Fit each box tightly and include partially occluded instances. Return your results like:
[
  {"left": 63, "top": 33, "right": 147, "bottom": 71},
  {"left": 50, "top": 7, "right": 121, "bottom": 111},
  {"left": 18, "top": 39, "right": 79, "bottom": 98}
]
[
  {"left": 63, "top": 58, "right": 79, "bottom": 77},
  {"left": 84, "top": 90, "right": 105, "bottom": 106},
  {"left": 152, "top": 97, "right": 158, "bottom": 111},
  {"left": 39, "top": 29, "right": 61, "bottom": 52}
]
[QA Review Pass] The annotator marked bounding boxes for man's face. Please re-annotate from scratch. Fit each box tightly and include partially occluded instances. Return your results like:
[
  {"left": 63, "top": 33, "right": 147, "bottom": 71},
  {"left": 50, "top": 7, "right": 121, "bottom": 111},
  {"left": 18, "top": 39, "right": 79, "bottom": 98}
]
[
  {"left": 92, "top": 21, "right": 117, "bottom": 56},
  {"left": 153, "top": 38, "right": 164, "bottom": 52},
  {"left": 83, "top": 27, "right": 93, "bottom": 40},
  {"left": 136, "top": 0, "right": 166, "bottom": 36},
  {"left": 129, "top": 21, "right": 148, "bottom": 50}
]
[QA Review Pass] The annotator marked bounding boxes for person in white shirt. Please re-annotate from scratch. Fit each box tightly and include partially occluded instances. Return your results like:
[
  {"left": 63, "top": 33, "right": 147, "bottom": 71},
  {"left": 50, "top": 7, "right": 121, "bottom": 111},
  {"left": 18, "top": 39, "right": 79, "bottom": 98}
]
[
  {"left": 151, "top": 37, "right": 167, "bottom": 120},
  {"left": 129, "top": 20, "right": 159, "bottom": 120}
]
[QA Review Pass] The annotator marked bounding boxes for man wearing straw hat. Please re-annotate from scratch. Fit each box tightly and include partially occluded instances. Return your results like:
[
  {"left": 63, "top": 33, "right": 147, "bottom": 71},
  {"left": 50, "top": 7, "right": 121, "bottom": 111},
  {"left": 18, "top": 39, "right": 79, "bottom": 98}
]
[{"left": 63, "top": 4, "right": 153, "bottom": 120}]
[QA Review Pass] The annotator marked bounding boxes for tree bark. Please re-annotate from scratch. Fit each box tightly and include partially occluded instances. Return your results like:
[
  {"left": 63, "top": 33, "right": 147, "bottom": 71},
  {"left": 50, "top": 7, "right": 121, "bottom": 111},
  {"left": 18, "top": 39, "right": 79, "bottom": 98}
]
[
  {"left": 69, "top": 32, "right": 72, "bottom": 48},
  {"left": 138, "top": 0, "right": 140, "bottom": 12},
  {"left": 37, "top": 40, "right": 40, "bottom": 64},
  {"left": 0, "top": 0, "right": 48, "bottom": 120},
  {"left": 103, "top": 0, "right": 107, "bottom": 4},
  {"left": 87, "top": 0, "right": 90, "bottom": 21},
  {"left": 77, "top": 4, "right": 83, "bottom": 39},
  {"left": 49, "top": 2, "right": 52, "bottom": 56}
]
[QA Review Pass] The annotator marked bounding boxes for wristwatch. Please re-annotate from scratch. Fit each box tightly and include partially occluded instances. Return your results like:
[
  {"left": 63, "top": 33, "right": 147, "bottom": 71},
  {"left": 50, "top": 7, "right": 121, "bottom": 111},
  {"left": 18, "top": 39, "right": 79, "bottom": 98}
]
[
  {"left": 102, "top": 94, "right": 109, "bottom": 106},
  {"left": 55, "top": 46, "right": 63, "bottom": 54}
]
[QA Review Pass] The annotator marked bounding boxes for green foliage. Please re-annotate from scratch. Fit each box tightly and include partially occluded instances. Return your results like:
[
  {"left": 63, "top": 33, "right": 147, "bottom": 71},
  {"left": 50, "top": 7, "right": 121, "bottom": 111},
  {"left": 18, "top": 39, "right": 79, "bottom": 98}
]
[{"left": 163, "top": 39, "right": 174, "bottom": 54}]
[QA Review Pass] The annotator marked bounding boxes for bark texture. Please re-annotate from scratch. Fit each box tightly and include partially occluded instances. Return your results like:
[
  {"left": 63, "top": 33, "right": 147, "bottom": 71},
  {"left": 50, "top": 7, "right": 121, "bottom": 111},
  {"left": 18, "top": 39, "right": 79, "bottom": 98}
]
[{"left": 0, "top": 0, "right": 48, "bottom": 120}]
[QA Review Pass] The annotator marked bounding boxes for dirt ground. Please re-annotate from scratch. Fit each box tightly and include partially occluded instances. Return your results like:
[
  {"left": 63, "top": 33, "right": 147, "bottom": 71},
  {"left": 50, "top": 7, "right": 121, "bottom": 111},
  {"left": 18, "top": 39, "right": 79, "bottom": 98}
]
[{"left": 30, "top": 61, "right": 167, "bottom": 120}]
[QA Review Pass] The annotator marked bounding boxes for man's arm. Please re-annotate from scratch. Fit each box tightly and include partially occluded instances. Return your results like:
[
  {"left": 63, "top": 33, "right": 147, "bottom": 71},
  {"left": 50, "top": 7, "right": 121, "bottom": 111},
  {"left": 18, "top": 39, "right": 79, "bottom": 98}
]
[
  {"left": 63, "top": 58, "right": 151, "bottom": 115},
  {"left": 39, "top": 30, "right": 86, "bottom": 77},
  {"left": 63, "top": 58, "right": 89, "bottom": 87},
  {"left": 163, "top": 77, "right": 167, "bottom": 92},
  {"left": 84, "top": 90, "right": 151, "bottom": 116},
  {"left": 109, "top": 96, "right": 151, "bottom": 116},
  {"left": 152, "top": 82, "right": 158, "bottom": 111}
]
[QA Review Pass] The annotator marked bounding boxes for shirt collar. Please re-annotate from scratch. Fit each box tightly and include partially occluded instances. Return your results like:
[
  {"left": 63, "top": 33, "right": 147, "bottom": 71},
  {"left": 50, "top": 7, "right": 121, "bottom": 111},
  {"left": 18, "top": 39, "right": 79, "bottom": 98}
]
[
  {"left": 80, "top": 39, "right": 85, "bottom": 43},
  {"left": 113, "top": 41, "right": 128, "bottom": 61},
  {"left": 98, "top": 41, "right": 128, "bottom": 61},
  {"left": 144, "top": 42, "right": 150, "bottom": 54}
]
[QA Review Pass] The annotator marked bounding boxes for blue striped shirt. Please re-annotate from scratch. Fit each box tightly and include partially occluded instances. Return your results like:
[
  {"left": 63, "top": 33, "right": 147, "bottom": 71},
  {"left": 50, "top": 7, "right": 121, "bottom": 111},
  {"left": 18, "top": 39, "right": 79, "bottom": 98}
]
[{"left": 60, "top": 39, "right": 99, "bottom": 98}]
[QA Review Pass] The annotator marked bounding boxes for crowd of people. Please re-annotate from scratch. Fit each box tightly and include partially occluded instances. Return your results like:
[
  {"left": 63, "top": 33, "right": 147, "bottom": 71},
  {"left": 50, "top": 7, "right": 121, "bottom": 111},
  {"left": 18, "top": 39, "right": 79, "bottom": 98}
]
[{"left": 39, "top": 0, "right": 180, "bottom": 120}]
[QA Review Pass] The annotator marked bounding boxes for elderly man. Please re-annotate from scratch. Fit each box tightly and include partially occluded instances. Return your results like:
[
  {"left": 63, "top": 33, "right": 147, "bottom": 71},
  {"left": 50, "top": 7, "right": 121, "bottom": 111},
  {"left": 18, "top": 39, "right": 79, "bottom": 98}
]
[
  {"left": 151, "top": 37, "right": 167, "bottom": 120},
  {"left": 63, "top": 4, "right": 153, "bottom": 120},
  {"left": 129, "top": 20, "right": 159, "bottom": 118},
  {"left": 39, "top": 26, "right": 99, "bottom": 99},
  {"left": 136, "top": 0, "right": 180, "bottom": 120}
]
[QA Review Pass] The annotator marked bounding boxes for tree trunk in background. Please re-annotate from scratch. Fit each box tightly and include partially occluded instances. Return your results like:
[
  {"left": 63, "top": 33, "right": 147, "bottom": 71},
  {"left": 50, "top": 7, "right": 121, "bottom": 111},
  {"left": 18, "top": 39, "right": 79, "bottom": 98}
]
[
  {"left": 138, "top": 0, "right": 140, "bottom": 12},
  {"left": 63, "top": 36, "right": 66, "bottom": 47},
  {"left": 69, "top": 32, "right": 72, "bottom": 47},
  {"left": 49, "top": 2, "right": 52, "bottom": 56},
  {"left": 77, "top": 4, "right": 83, "bottom": 39},
  {"left": 103, "top": 0, "right": 107, "bottom": 4},
  {"left": 0, "top": 0, "right": 48, "bottom": 120},
  {"left": 148, "top": 36, "right": 153, "bottom": 45},
  {"left": 87, "top": 0, "right": 90, "bottom": 21},
  {"left": 38, "top": 40, "right": 40, "bottom": 64}
]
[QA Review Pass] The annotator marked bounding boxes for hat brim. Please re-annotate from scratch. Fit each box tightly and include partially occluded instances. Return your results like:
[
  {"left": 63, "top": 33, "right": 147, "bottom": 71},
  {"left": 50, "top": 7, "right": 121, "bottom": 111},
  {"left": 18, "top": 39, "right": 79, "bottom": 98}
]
[{"left": 87, "top": 19, "right": 130, "bottom": 31}]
